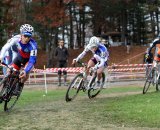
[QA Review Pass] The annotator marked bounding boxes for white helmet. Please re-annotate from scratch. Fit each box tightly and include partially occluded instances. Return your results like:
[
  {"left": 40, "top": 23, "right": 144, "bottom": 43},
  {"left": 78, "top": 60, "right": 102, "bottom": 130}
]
[
  {"left": 88, "top": 36, "right": 99, "bottom": 50},
  {"left": 20, "top": 24, "right": 34, "bottom": 36}
]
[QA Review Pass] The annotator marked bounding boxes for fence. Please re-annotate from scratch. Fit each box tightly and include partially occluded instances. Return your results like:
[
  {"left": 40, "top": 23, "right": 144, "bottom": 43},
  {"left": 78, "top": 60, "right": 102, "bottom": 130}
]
[
  {"left": 0, "top": 63, "right": 148, "bottom": 94},
  {"left": 26, "top": 63, "right": 149, "bottom": 85}
]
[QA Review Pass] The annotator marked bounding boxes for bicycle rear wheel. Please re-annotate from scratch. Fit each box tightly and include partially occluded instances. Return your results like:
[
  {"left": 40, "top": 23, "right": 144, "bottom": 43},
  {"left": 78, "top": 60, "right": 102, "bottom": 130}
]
[
  {"left": 4, "top": 81, "right": 22, "bottom": 112},
  {"left": 65, "top": 73, "right": 84, "bottom": 102},
  {"left": 88, "top": 72, "right": 105, "bottom": 98},
  {"left": 143, "top": 68, "right": 155, "bottom": 94},
  {"left": 156, "top": 72, "right": 160, "bottom": 91}
]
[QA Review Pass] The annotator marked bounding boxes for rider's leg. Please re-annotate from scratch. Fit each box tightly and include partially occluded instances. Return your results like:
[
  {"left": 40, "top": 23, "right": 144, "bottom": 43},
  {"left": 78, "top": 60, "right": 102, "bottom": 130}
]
[
  {"left": 63, "top": 70, "right": 67, "bottom": 86},
  {"left": 11, "top": 57, "right": 30, "bottom": 95},
  {"left": 152, "top": 60, "right": 159, "bottom": 83},
  {"left": 86, "top": 59, "right": 95, "bottom": 77},
  {"left": 58, "top": 70, "right": 62, "bottom": 86},
  {"left": 153, "top": 60, "right": 157, "bottom": 68},
  {"left": 97, "top": 67, "right": 105, "bottom": 81},
  {"left": 94, "top": 67, "right": 105, "bottom": 88},
  {"left": 87, "top": 58, "right": 96, "bottom": 71},
  {"left": 19, "top": 74, "right": 29, "bottom": 89}
]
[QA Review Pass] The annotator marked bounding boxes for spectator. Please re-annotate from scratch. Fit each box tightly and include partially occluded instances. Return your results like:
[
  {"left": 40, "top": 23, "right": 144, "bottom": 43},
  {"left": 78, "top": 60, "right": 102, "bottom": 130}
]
[
  {"left": 55, "top": 40, "right": 69, "bottom": 86},
  {"left": 108, "top": 36, "right": 113, "bottom": 46},
  {"left": 125, "top": 35, "right": 131, "bottom": 54}
]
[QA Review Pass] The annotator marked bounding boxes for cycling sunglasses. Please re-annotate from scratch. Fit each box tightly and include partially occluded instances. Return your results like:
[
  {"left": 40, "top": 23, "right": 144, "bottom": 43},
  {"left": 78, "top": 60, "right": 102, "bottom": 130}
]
[{"left": 23, "top": 35, "right": 31, "bottom": 38}]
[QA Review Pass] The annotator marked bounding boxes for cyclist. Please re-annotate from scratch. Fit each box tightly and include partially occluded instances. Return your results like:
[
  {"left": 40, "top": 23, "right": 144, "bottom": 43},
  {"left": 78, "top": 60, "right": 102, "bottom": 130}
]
[
  {"left": 147, "top": 34, "right": 160, "bottom": 67},
  {"left": 0, "top": 24, "right": 37, "bottom": 95},
  {"left": 72, "top": 36, "right": 109, "bottom": 87},
  {"left": 144, "top": 48, "right": 153, "bottom": 64}
]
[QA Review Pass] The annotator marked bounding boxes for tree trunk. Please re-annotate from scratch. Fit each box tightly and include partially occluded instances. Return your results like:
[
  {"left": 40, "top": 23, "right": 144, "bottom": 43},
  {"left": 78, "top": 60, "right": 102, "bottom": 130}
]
[
  {"left": 81, "top": 7, "right": 85, "bottom": 47},
  {"left": 121, "top": 9, "right": 127, "bottom": 44},
  {"left": 69, "top": 3, "right": 73, "bottom": 49}
]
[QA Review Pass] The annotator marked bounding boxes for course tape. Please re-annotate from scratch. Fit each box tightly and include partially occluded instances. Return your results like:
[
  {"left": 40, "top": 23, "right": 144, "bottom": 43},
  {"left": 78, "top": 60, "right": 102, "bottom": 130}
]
[
  {"left": 0, "top": 63, "right": 150, "bottom": 73},
  {"left": 33, "top": 66, "right": 146, "bottom": 73},
  {"left": 108, "top": 63, "right": 152, "bottom": 68}
]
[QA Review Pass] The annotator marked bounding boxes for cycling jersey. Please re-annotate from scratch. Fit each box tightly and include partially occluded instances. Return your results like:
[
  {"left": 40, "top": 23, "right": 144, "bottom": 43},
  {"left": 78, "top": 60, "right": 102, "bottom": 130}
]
[
  {"left": 0, "top": 34, "right": 37, "bottom": 74},
  {"left": 148, "top": 38, "right": 160, "bottom": 61},
  {"left": 76, "top": 43, "right": 109, "bottom": 68}
]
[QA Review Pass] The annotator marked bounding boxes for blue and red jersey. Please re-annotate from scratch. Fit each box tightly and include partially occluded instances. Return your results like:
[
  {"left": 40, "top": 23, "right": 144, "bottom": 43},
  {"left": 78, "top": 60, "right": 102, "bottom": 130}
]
[{"left": 0, "top": 34, "right": 37, "bottom": 74}]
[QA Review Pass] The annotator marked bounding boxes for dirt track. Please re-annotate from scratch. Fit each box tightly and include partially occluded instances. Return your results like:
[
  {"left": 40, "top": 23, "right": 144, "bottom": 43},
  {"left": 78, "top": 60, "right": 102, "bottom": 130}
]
[
  {"left": 0, "top": 80, "right": 158, "bottom": 130},
  {"left": 24, "top": 80, "right": 145, "bottom": 90},
  {"left": 21, "top": 80, "right": 160, "bottom": 130}
]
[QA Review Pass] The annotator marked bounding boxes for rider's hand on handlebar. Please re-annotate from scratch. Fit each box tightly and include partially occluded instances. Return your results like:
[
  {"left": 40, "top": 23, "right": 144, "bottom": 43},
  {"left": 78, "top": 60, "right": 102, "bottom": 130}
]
[
  {"left": 19, "top": 70, "right": 26, "bottom": 78},
  {"left": 72, "top": 59, "right": 77, "bottom": 65},
  {"left": 91, "top": 66, "right": 98, "bottom": 72},
  {"left": 145, "top": 53, "right": 149, "bottom": 58}
]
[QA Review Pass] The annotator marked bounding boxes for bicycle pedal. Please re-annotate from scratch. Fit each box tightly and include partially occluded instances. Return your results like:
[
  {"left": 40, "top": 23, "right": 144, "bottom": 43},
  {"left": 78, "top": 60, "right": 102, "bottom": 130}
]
[
  {"left": 79, "top": 87, "right": 83, "bottom": 90},
  {"left": 2, "top": 97, "right": 7, "bottom": 101},
  {"left": 0, "top": 98, "right": 3, "bottom": 103},
  {"left": 82, "top": 88, "right": 86, "bottom": 92}
]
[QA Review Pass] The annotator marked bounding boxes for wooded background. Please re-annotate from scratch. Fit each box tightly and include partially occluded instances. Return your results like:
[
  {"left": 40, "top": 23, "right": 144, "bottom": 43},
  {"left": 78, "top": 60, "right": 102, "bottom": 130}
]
[{"left": 0, "top": 0, "right": 160, "bottom": 66}]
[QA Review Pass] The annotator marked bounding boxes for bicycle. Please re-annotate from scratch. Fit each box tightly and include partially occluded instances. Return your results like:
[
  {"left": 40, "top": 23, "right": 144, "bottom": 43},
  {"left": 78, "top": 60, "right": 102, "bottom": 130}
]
[
  {"left": 143, "top": 62, "right": 160, "bottom": 94},
  {"left": 65, "top": 61, "right": 105, "bottom": 102},
  {"left": 0, "top": 62, "right": 23, "bottom": 111},
  {"left": 145, "top": 62, "right": 152, "bottom": 78},
  {"left": 144, "top": 54, "right": 153, "bottom": 77}
]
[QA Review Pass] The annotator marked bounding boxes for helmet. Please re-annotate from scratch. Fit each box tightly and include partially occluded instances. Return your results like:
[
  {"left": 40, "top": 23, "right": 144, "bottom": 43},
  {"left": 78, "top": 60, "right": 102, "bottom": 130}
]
[
  {"left": 88, "top": 36, "right": 99, "bottom": 50},
  {"left": 20, "top": 24, "right": 34, "bottom": 36}
]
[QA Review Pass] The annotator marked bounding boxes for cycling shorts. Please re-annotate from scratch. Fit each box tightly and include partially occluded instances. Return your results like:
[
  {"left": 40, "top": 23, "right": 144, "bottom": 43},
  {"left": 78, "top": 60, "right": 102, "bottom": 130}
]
[
  {"left": 11, "top": 56, "right": 33, "bottom": 72},
  {"left": 91, "top": 57, "right": 108, "bottom": 67}
]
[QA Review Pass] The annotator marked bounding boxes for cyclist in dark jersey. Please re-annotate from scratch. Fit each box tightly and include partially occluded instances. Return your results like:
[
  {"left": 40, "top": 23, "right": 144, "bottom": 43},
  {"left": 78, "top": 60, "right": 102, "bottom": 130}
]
[
  {"left": 55, "top": 40, "right": 69, "bottom": 86},
  {"left": 147, "top": 35, "right": 160, "bottom": 67}
]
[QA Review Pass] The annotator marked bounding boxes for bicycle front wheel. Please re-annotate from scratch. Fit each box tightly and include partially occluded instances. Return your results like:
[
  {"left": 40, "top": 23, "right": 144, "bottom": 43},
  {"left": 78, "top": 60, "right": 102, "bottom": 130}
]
[
  {"left": 0, "top": 78, "right": 8, "bottom": 104},
  {"left": 65, "top": 73, "right": 84, "bottom": 102},
  {"left": 143, "top": 68, "right": 154, "bottom": 94},
  {"left": 4, "top": 81, "right": 22, "bottom": 112},
  {"left": 145, "top": 65, "right": 151, "bottom": 78},
  {"left": 88, "top": 72, "right": 105, "bottom": 98}
]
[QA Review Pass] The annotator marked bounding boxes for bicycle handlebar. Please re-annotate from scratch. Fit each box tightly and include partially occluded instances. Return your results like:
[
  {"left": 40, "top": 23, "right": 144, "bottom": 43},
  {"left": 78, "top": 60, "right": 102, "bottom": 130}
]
[
  {"left": 77, "top": 61, "right": 87, "bottom": 67},
  {"left": 1, "top": 62, "right": 19, "bottom": 72},
  {"left": 1, "top": 62, "right": 9, "bottom": 68}
]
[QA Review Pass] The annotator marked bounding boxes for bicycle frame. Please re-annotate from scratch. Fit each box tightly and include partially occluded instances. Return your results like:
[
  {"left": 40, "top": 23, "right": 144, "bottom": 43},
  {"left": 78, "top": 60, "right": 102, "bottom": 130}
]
[
  {"left": 145, "top": 62, "right": 152, "bottom": 77},
  {"left": 0, "top": 62, "right": 21, "bottom": 111},
  {"left": 77, "top": 61, "right": 97, "bottom": 88},
  {"left": 65, "top": 61, "right": 105, "bottom": 101},
  {"left": 143, "top": 61, "right": 160, "bottom": 94}
]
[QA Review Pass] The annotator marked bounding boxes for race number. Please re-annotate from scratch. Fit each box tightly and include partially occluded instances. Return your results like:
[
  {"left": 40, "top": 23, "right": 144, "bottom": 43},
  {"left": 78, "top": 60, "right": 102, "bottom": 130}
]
[
  {"left": 100, "top": 52, "right": 106, "bottom": 58},
  {"left": 30, "top": 50, "right": 37, "bottom": 56}
]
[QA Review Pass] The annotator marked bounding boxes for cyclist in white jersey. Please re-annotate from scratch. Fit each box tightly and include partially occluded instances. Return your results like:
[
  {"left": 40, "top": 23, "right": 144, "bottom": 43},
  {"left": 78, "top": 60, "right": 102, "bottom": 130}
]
[{"left": 72, "top": 36, "right": 109, "bottom": 87}]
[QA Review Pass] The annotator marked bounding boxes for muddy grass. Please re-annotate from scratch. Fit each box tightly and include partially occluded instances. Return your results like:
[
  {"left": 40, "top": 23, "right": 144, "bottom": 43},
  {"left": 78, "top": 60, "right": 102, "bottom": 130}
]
[
  {"left": 0, "top": 81, "right": 159, "bottom": 130},
  {"left": 1, "top": 97, "right": 159, "bottom": 130}
]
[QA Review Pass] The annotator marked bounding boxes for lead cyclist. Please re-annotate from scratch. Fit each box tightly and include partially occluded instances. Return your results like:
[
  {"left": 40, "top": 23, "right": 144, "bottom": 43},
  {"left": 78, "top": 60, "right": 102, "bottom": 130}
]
[
  {"left": 0, "top": 24, "right": 38, "bottom": 95},
  {"left": 72, "top": 36, "right": 109, "bottom": 87}
]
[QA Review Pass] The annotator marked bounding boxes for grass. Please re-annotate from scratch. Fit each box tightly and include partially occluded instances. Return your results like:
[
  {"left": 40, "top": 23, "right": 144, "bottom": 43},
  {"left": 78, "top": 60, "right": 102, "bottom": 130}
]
[{"left": 0, "top": 85, "right": 159, "bottom": 130}]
